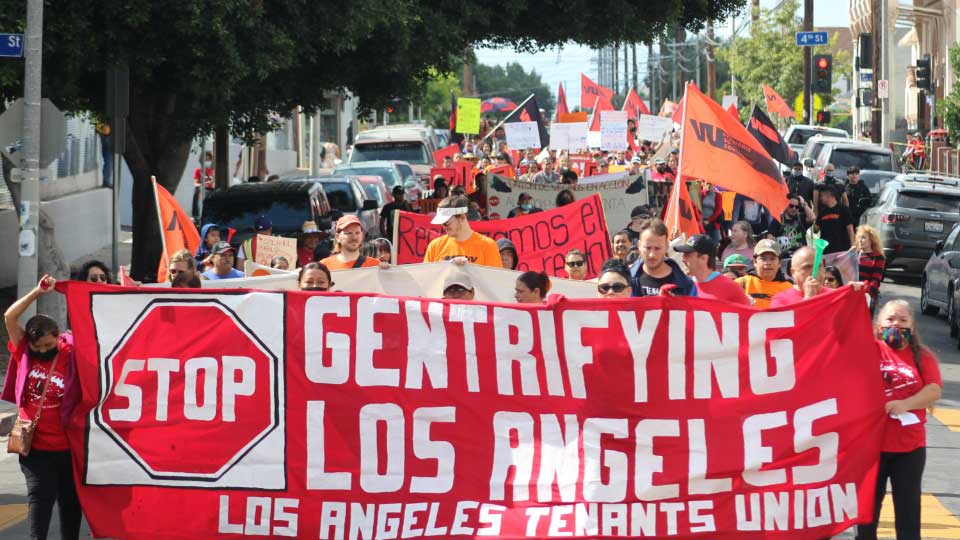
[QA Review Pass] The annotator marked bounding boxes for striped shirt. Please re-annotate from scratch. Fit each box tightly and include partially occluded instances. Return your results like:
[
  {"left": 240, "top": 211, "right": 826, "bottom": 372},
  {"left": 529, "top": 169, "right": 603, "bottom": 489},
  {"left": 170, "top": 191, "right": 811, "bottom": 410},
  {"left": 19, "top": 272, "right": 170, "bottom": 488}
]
[{"left": 859, "top": 252, "right": 885, "bottom": 299}]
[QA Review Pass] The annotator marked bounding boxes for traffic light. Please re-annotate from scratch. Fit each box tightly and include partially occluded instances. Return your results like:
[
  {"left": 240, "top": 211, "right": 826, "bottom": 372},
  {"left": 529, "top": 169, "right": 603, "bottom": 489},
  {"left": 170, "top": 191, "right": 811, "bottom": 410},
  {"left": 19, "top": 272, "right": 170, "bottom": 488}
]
[
  {"left": 917, "top": 55, "right": 931, "bottom": 91},
  {"left": 812, "top": 54, "right": 833, "bottom": 94},
  {"left": 816, "top": 111, "right": 831, "bottom": 125}
]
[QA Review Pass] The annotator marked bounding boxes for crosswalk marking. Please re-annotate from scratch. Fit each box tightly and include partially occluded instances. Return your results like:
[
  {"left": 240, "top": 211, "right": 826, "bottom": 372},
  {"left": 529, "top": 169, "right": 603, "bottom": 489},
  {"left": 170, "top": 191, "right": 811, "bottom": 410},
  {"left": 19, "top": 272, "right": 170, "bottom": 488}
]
[
  {"left": 932, "top": 407, "right": 960, "bottom": 433},
  {"left": 0, "top": 503, "right": 27, "bottom": 531},
  {"left": 877, "top": 493, "right": 960, "bottom": 539}
]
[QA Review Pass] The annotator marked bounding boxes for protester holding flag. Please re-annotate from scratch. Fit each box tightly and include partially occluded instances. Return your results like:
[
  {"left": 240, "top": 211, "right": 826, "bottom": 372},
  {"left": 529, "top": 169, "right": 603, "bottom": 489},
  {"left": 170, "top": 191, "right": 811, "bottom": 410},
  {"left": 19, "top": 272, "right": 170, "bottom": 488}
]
[
  {"left": 2, "top": 275, "right": 83, "bottom": 540},
  {"left": 735, "top": 239, "right": 792, "bottom": 308},
  {"left": 675, "top": 234, "right": 749, "bottom": 304},
  {"left": 630, "top": 219, "right": 696, "bottom": 297},
  {"left": 424, "top": 195, "right": 502, "bottom": 267},
  {"left": 857, "top": 300, "right": 942, "bottom": 540},
  {"left": 596, "top": 258, "right": 633, "bottom": 298}
]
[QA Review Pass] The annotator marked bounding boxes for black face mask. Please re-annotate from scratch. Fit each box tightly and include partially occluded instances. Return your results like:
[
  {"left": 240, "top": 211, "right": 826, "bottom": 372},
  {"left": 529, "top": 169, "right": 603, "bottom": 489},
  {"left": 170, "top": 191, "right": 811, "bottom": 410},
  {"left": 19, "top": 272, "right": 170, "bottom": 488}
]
[
  {"left": 301, "top": 286, "right": 328, "bottom": 292},
  {"left": 629, "top": 126, "right": 637, "bottom": 133},
  {"left": 30, "top": 346, "right": 58, "bottom": 361}
]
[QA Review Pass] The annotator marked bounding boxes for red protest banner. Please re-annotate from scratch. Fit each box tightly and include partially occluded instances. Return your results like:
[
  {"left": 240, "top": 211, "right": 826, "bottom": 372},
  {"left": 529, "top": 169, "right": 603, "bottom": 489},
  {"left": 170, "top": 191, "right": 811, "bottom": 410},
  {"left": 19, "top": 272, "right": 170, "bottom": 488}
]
[
  {"left": 393, "top": 194, "right": 612, "bottom": 278},
  {"left": 433, "top": 143, "right": 460, "bottom": 166},
  {"left": 429, "top": 167, "right": 457, "bottom": 188},
  {"left": 64, "top": 283, "right": 885, "bottom": 540}
]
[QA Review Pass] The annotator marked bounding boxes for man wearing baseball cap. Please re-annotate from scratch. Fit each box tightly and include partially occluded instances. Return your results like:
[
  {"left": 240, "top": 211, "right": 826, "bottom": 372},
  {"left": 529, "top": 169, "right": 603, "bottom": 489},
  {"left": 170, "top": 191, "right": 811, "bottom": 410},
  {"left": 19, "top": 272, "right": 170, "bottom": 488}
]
[
  {"left": 201, "top": 242, "right": 245, "bottom": 280},
  {"left": 424, "top": 195, "right": 502, "bottom": 267},
  {"left": 320, "top": 215, "right": 381, "bottom": 270},
  {"left": 674, "top": 234, "right": 749, "bottom": 304},
  {"left": 442, "top": 270, "right": 475, "bottom": 301},
  {"left": 735, "top": 239, "right": 792, "bottom": 308},
  {"left": 236, "top": 214, "right": 273, "bottom": 268}
]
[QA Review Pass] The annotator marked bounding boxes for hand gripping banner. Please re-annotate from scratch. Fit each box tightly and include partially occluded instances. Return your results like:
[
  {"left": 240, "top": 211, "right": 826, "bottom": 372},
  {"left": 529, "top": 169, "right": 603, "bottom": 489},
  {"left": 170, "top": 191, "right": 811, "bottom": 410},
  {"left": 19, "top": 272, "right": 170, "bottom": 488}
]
[{"left": 63, "top": 283, "right": 885, "bottom": 540}]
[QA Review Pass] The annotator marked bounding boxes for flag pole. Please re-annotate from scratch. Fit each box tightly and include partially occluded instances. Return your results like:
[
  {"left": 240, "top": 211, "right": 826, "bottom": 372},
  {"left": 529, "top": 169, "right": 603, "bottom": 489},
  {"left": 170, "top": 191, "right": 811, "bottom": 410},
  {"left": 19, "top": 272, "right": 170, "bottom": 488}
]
[
  {"left": 151, "top": 176, "right": 171, "bottom": 283},
  {"left": 481, "top": 93, "right": 536, "bottom": 142},
  {"left": 588, "top": 95, "right": 600, "bottom": 129}
]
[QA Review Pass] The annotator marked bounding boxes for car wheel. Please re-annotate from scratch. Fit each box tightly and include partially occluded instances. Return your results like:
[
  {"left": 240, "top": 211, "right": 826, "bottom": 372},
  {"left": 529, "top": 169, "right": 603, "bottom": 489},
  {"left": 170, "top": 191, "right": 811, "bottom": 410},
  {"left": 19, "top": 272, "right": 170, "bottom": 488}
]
[
  {"left": 950, "top": 291, "right": 958, "bottom": 338},
  {"left": 920, "top": 276, "right": 939, "bottom": 315}
]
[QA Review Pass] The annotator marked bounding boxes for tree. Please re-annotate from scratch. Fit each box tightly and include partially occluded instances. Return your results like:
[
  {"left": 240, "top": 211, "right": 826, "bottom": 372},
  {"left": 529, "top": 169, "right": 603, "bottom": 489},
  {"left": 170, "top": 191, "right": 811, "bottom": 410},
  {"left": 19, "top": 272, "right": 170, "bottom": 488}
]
[
  {"left": 475, "top": 63, "right": 555, "bottom": 116},
  {"left": 941, "top": 43, "right": 960, "bottom": 144},
  {"left": 0, "top": 0, "right": 746, "bottom": 281},
  {"left": 420, "top": 70, "right": 462, "bottom": 129}
]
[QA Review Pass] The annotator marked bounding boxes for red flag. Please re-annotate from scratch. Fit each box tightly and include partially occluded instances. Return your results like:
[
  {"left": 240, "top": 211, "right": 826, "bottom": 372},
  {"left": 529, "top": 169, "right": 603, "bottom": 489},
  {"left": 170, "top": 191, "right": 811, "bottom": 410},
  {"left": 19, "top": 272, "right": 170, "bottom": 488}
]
[
  {"left": 678, "top": 83, "right": 789, "bottom": 216},
  {"left": 622, "top": 87, "right": 650, "bottom": 118},
  {"left": 726, "top": 103, "right": 739, "bottom": 119},
  {"left": 589, "top": 95, "right": 614, "bottom": 132},
  {"left": 153, "top": 177, "right": 200, "bottom": 283},
  {"left": 555, "top": 83, "right": 569, "bottom": 122},
  {"left": 762, "top": 84, "right": 796, "bottom": 118},
  {"left": 663, "top": 176, "right": 704, "bottom": 237},
  {"left": 580, "top": 73, "right": 614, "bottom": 110}
]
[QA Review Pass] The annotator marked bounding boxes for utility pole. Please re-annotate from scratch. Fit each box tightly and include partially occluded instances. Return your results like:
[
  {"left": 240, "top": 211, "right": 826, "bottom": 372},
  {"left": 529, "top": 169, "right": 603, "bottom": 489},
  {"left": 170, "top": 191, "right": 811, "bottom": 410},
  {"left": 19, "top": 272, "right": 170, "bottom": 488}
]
[
  {"left": 870, "top": 0, "right": 881, "bottom": 141},
  {"left": 706, "top": 19, "right": 717, "bottom": 100},
  {"left": 803, "top": 0, "right": 813, "bottom": 124},
  {"left": 17, "top": 0, "right": 43, "bottom": 316},
  {"left": 880, "top": 0, "right": 890, "bottom": 145},
  {"left": 648, "top": 42, "right": 656, "bottom": 108},
  {"left": 462, "top": 46, "right": 475, "bottom": 96},
  {"left": 659, "top": 39, "right": 668, "bottom": 105}
]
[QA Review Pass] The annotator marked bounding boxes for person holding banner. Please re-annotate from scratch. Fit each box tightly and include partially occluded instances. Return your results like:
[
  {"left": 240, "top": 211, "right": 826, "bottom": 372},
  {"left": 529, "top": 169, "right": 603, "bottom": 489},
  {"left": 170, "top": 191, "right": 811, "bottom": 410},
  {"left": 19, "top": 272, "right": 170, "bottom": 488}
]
[
  {"left": 823, "top": 266, "right": 844, "bottom": 289},
  {"left": 298, "top": 262, "right": 333, "bottom": 292},
  {"left": 674, "top": 234, "right": 750, "bottom": 304},
  {"left": 770, "top": 247, "right": 830, "bottom": 307},
  {"left": 630, "top": 219, "right": 696, "bottom": 297},
  {"left": 857, "top": 300, "right": 942, "bottom": 540},
  {"left": 514, "top": 271, "right": 551, "bottom": 304},
  {"left": 441, "top": 271, "right": 475, "bottom": 300},
  {"left": 320, "top": 216, "right": 381, "bottom": 270},
  {"left": 2, "top": 275, "right": 83, "bottom": 540},
  {"left": 424, "top": 195, "right": 502, "bottom": 267},
  {"left": 596, "top": 258, "right": 633, "bottom": 298}
]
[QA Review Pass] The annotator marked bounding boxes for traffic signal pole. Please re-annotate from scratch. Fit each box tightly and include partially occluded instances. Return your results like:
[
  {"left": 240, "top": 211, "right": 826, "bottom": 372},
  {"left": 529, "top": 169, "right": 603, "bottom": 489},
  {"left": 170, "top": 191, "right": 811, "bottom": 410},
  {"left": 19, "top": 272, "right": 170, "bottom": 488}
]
[{"left": 802, "top": 0, "right": 812, "bottom": 124}]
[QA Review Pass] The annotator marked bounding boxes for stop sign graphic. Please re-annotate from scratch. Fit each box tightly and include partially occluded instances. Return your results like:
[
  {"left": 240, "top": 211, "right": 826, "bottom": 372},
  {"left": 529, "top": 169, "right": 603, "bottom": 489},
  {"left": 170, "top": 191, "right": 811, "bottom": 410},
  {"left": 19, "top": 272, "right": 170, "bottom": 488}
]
[{"left": 95, "top": 299, "right": 279, "bottom": 481}]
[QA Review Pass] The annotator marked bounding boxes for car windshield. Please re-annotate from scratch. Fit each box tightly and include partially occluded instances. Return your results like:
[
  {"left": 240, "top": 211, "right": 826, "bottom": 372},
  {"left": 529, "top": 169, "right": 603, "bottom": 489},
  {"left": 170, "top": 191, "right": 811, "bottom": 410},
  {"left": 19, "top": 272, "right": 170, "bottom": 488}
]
[
  {"left": 352, "top": 142, "right": 430, "bottom": 165},
  {"left": 896, "top": 191, "right": 960, "bottom": 213},
  {"left": 339, "top": 167, "right": 399, "bottom": 188},
  {"left": 830, "top": 149, "right": 896, "bottom": 172},
  {"left": 202, "top": 196, "right": 311, "bottom": 234},
  {"left": 361, "top": 183, "right": 384, "bottom": 204},
  {"left": 322, "top": 182, "right": 357, "bottom": 212},
  {"left": 789, "top": 128, "right": 845, "bottom": 145}
]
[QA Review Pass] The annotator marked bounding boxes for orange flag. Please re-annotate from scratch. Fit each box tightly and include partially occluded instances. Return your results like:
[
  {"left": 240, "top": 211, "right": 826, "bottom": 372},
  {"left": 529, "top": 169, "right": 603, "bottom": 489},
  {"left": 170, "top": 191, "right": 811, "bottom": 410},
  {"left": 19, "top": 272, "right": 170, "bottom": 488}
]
[
  {"left": 589, "top": 95, "right": 614, "bottom": 131},
  {"left": 555, "top": 83, "right": 569, "bottom": 122},
  {"left": 678, "top": 83, "right": 789, "bottom": 216},
  {"left": 622, "top": 87, "right": 650, "bottom": 118},
  {"left": 663, "top": 176, "right": 704, "bottom": 238},
  {"left": 762, "top": 84, "right": 796, "bottom": 118},
  {"left": 153, "top": 176, "right": 200, "bottom": 283},
  {"left": 581, "top": 73, "right": 614, "bottom": 110}
]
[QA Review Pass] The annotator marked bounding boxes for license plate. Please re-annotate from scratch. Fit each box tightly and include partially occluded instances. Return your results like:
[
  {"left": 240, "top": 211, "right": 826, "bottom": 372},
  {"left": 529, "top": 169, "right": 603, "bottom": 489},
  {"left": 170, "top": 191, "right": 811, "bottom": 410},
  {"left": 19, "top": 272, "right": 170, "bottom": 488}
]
[{"left": 925, "top": 221, "right": 944, "bottom": 233}]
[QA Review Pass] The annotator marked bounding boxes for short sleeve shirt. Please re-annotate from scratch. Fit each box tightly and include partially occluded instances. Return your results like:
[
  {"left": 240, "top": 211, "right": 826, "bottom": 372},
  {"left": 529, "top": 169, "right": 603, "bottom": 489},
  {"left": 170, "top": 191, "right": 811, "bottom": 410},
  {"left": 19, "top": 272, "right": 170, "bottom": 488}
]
[{"left": 423, "top": 232, "right": 503, "bottom": 268}]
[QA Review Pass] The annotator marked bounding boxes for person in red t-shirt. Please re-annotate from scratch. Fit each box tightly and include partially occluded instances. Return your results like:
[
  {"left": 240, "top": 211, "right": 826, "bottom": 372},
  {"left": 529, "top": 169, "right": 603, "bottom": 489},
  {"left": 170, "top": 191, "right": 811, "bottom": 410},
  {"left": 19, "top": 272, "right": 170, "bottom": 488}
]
[
  {"left": 674, "top": 234, "right": 750, "bottom": 305},
  {"left": 856, "top": 300, "right": 942, "bottom": 540},
  {"left": 1, "top": 275, "right": 82, "bottom": 540}
]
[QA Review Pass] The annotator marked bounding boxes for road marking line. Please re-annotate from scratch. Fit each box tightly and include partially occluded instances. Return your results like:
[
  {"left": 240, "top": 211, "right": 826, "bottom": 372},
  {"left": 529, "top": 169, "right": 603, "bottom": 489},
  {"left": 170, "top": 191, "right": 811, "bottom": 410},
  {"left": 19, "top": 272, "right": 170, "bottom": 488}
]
[
  {"left": 877, "top": 493, "right": 960, "bottom": 539},
  {"left": 933, "top": 407, "right": 960, "bottom": 433},
  {"left": 0, "top": 503, "right": 27, "bottom": 531}
]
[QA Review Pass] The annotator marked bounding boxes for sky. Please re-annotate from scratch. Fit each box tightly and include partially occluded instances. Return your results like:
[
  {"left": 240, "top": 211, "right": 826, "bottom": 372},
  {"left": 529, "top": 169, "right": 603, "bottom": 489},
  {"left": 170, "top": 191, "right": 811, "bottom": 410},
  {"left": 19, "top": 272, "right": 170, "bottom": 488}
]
[{"left": 475, "top": 0, "right": 851, "bottom": 109}]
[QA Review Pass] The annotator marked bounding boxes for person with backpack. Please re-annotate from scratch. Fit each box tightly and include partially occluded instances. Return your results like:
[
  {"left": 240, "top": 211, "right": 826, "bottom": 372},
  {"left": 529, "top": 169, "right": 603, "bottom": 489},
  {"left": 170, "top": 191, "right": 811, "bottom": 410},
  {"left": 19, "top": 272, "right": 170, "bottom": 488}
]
[{"left": 319, "top": 215, "right": 381, "bottom": 270}]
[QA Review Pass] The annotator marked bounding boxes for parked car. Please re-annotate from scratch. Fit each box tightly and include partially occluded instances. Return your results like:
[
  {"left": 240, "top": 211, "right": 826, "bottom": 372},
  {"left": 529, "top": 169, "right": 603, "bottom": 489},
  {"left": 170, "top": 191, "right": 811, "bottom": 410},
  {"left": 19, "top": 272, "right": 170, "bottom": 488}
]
[
  {"left": 921, "top": 222, "right": 960, "bottom": 322},
  {"left": 799, "top": 135, "right": 856, "bottom": 177},
  {"left": 334, "top": 160, "right": 410, "bottom": 190},
  {"left": 813, "top": 142, "right": 899, "bottom": 202},
  {"left": 861, "top": 174, "right": 960, "bottom": 273},
  {"left": 784, "top": 124, "right": 849, "bottom": 156},
  {"left": 355, "top": 175, "right": 393, "bottom": 207},
  {"left": 313, "top": 175, "right": 381, "bottom": 236},
  {"left": 356, "top": 122, "right": 440, "bottom": 152},
  {"left": 200, "top": 181, "right": 333, "bottom": 248}
]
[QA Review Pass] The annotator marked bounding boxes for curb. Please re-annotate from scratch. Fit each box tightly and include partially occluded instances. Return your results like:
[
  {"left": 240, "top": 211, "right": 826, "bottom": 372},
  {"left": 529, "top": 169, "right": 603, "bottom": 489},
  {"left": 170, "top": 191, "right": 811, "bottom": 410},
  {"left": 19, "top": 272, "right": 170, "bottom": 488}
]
[{"left": 0, "top": 411, "right": 15, "bottom": 436}]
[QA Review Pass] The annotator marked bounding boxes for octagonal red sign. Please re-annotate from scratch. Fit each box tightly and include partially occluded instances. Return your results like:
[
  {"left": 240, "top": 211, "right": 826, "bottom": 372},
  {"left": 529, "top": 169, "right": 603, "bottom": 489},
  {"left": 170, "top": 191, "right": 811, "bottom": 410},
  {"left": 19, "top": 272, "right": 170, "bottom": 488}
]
[{"left": 96, "top": 301, "right": 278, "bottom": 479}]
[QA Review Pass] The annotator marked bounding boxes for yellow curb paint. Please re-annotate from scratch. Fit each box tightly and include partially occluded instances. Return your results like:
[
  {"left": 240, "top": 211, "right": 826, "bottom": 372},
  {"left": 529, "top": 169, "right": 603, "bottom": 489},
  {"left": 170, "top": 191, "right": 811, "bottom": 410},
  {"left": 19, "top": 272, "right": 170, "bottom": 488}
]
[
  {"left": 0, "top": 503, "right": 27, "bottom": 531},
  {"left": 877, "top": 493, "right": 960, "bottom": 539},
  {"left": 932, "top": 407, "right": 960, "bottom": 433}
]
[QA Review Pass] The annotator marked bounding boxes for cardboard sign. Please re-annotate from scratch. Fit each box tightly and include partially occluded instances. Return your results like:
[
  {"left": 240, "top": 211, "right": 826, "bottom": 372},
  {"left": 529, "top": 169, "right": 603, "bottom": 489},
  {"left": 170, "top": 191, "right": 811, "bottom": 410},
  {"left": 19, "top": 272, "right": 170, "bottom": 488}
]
[
  {"left": 599, "top": 110, "right": 628, "bottom": 150},
  {"left": 455, "top": 97, "right": 481, "bottom": 134},
  {"left": 551, "top": 122, "right": 589, "bottom": 151},
  {"left": 636, "top": 114, "right": 675, "bottom": 142},
  {"left": 393, "top": 195, "right": 612, "bottom": 278},
  {"left": 503, "top": 121, "right": 540, "bottom": 149},
  {"left": 253, "top": 234, "right": 297, "bottom": 267}
]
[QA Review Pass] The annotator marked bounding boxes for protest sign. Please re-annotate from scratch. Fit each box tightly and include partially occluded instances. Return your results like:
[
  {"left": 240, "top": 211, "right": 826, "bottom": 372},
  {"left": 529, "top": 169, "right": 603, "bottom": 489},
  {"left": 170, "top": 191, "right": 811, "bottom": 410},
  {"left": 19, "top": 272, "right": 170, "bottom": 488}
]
[
  {"left": 600, "top": 110, "right": 628, "bottom": 150},
  {"left": 486, "top": 174, "right": 648, "bottom": 234},
  {"left": 429, "top": 167, "right": 457, "bottom": 187},
  {"left": 244, "top": 260, "right": 296, "bottom": 277},
  {"left": 64, "top": 283, "right": 885, "bottom": 540},
  {"left": 551, "top": 122, "right": 588, "bottom": 151},
  {"left": 433, "top": 143, "right": 460, "bottom": 166},
  {"left": 253, "top": 234, "right": 297, "bottom": 267},
  {"left": 504, "top": 121, "right": 540, "bottom": 149},
  {"left": 558, "top": 111, "right": 588, "bottom": 123},
  {"left": 586, "top": 130, "right": 601, "bottom": 149},
  {"left": 456, "top": 97, "right": 482, "bottom": 134},
  {"left": 393, "top": 195, "right": 612, "bottom": 278},
  {"left": 637, "top": 114, "right": 675, "bottom": 142}
]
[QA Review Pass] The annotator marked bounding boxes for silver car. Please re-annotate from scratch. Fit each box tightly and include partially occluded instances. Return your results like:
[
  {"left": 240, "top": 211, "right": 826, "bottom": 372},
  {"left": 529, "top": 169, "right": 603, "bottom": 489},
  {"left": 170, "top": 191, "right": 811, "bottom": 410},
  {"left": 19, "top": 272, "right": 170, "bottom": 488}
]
[{"left": 861, "top": 174, "right": 960, "bottom": 272}]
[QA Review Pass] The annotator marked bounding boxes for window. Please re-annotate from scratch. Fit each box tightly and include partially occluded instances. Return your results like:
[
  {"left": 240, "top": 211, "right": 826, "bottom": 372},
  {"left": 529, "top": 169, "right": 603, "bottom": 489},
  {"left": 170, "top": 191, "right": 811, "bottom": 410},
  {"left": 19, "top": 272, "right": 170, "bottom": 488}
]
[
  {"left": 322, "top": 182, "right": 357, "bottom": 212},
  {"left": 202, "top": 196, "right": 311, "bottom": 234},
  {"left": 895, "top": 191, "right": 960, "bottom": 213},
  {"left": 339, "top": 167, "right": 400, "bottom": 189},
  {"left": 948, "top": 224, "right": 960, "bottom": 251},
  {"left": 830, "top": 149, "right": 896, "bottom": 172},
  {"left": 352, "top": 142, "right": 430, "bottom": 165}
]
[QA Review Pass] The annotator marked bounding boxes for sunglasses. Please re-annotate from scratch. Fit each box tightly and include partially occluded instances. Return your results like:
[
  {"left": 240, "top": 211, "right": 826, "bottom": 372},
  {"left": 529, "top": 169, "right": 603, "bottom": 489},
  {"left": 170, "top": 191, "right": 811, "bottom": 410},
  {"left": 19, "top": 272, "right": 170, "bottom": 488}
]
[
  {"left": 88, "top": 274, "right": 108, "bottom": 283},
  {"left": 597, "top": 283, "right": 629, "bottom": 294},
  {"left": 565, "top": 260, "right": 585, "bottom": 267},
  {"left": 788, "top": 204, "right": 800, "bottom": 209},
  {"left": 824, "top": 277, "right": 838, "bottom": 283}
]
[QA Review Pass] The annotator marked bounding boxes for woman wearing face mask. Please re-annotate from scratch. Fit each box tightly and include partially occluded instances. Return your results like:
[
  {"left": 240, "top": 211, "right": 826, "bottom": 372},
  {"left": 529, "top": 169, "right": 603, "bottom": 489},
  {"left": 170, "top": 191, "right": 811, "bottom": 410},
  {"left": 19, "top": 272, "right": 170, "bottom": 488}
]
[
  {"left": 856, "top": 300, "right": 942, "bottom": 540},
  {"left": 596, "top": 259, "right": 633, "bottom": 298},
  {"left": 298, "top": 262, "right": 334, "bottom": 292},
  {"left": 2, "top": 275, "right": 83, "bottom": 540}
]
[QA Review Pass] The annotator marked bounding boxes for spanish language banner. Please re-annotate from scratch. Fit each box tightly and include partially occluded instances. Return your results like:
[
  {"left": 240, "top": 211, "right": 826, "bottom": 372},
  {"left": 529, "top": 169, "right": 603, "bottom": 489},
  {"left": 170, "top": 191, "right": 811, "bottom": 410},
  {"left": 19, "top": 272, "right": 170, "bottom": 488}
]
[
  {"left": 393, "top": 194, "right": 612, "bottom": 278},
  {"left": 63, "top": 284, "right": 885, "bottom": 540}
]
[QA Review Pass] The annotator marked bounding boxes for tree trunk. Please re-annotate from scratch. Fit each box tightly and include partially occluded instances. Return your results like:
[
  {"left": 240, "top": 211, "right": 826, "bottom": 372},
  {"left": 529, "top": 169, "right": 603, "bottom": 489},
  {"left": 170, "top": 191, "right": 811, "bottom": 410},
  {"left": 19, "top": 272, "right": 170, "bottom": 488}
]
[{"left": 122, "top": 90, "right": 193, "bottom": 282}]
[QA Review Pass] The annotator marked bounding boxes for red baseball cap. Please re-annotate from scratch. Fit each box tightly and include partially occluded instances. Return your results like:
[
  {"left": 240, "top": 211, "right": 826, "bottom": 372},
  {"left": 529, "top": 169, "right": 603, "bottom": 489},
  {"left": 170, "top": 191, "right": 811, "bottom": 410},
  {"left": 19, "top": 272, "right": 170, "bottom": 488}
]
[{"left": 335, "top": 214, "right": 363, "bottom": 232}]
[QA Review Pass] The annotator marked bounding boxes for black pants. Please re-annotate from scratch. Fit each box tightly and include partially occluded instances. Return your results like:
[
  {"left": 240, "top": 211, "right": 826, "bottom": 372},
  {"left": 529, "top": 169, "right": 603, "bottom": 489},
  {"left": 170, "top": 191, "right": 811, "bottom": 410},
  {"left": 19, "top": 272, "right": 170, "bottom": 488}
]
[
  {"left": 856, "top": 447, "right": 926, "bottom": 540},
  {"left": 19, "top": 449, "right": 82, "bottom": 540}
]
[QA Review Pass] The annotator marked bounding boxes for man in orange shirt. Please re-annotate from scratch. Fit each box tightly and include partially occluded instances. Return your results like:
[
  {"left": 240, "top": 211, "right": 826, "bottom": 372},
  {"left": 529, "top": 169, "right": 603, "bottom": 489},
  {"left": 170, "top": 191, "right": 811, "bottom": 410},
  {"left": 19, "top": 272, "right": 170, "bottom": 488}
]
[
  {"left": 320, "top": 215, "right": 382, "bottom": 270},
  {"left": 424, "top": 195, "right": 502, "bottom": 267}
]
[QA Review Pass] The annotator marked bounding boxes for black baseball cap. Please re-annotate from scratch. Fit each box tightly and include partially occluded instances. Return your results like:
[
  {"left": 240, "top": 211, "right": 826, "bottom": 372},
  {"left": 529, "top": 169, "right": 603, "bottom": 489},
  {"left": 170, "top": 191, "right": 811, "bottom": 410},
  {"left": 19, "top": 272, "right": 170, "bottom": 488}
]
[
  {"left": 631, "top": 204, "right": 654, "bottom": 219},
  {"left": 673, "top": 234, "right": 718, "bottom": 256}
]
